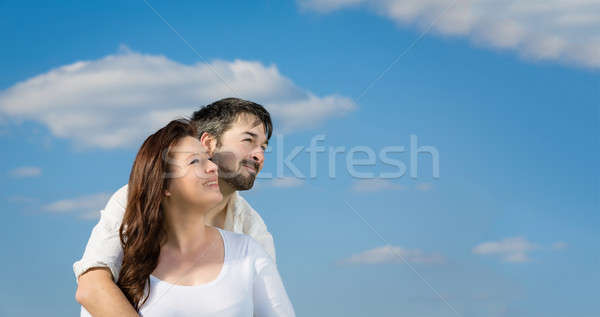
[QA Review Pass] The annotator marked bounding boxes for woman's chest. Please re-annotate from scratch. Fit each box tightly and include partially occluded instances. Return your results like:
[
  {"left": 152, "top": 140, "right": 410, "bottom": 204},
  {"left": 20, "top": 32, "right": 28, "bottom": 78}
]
[{"left": 140, "top": 265, "right": 254, "bottom": 317}]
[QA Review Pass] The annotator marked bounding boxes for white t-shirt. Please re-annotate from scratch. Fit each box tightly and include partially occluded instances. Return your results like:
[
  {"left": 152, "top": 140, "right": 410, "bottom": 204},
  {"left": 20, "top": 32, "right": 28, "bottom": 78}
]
[
  {"left": 80, "top": 228, "right": 295, "bottom": 317},
  {"left": 73, "top": 184, "right": 277, "bottom": 282}
]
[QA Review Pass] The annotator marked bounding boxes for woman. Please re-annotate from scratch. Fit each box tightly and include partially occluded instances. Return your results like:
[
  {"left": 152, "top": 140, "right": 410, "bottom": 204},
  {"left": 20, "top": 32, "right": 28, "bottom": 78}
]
[{"left": 81, "top": 119, "right": 295, "bottom": 316}]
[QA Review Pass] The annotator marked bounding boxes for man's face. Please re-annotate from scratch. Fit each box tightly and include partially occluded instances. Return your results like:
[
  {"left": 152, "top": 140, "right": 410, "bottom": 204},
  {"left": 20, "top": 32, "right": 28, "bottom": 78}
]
[{"left": 210, "top": 114, "right": 268, "bottom": 191}]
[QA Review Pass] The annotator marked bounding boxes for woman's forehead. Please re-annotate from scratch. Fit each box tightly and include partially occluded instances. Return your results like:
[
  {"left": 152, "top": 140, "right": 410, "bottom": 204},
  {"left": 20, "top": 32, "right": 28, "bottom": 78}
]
[{"left": 170, "top": 137, "right": 207, "bottom": 158}]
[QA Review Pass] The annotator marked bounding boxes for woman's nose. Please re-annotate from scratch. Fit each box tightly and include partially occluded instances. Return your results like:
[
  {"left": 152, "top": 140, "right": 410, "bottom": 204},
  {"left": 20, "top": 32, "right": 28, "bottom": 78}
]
[{"left": 205, "top": 159, "right": 218, "bottom": 175}]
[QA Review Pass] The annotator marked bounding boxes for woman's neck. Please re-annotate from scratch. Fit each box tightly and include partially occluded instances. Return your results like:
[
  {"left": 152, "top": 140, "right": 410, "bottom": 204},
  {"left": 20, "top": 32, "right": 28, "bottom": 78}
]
[
  {"left": 161, "top": 184, "right": 236, "bottom": 253},
  {"left": 204, "top": 182, "right": 236, "bottom": 228},
  {"left": 163, "top": 202, "right": 212, "bottom": 255}
]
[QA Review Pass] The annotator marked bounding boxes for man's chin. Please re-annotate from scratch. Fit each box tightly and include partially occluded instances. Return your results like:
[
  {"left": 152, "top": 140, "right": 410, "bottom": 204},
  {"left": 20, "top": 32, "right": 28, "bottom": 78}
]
[
  {"left": 234, "top": 183, "right": 255, "bottom": 191},
  {"left": 221, "top": 174, "right": 256, "bottom": 191},
  {"left": 237, "top": 184, "right": 254, "bottom": 191},
  {"left": 238, "top": 177, "right": 256, "bottom": 191}
]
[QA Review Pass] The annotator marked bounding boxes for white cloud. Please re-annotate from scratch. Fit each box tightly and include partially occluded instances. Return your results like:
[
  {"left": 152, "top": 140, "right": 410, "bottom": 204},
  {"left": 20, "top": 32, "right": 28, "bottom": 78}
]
[
  {"left": 299, "top": 0, "right": 365, "bottom": 12},
  {"left": 552, "top": 241, "right": 568, "bottom": 250},
  {"left": 415, "top": 182, "right": 433, "bottom": 191},
  {"left": 270, "top": 176, "right": 305, "bottom": 188},
  {"left": 299, "top": 0, "right": 600, "bottom": 68},
  {"left": 9, "top": 166, "right": 42, "bottom": 178},
  {"left": 472, "top": 236, "right": 539, "bottom": 263},
  {"left": 340, "top": 244, "right": 446, "bottom": 264},
  {"left": 0, "top": 47, "right": 356, "bottom": 149},
  {"left": 473, "top": 237, "right": 569, "bottom": 262},
  {"left": 43, "top": 193, "right": 110, "bottom": 219},
  {"left": 7, "top": 195, "right": 38, "bottom": 204},
  {"left": 352, "top": 178, "right": 407, "bottom": 192}
]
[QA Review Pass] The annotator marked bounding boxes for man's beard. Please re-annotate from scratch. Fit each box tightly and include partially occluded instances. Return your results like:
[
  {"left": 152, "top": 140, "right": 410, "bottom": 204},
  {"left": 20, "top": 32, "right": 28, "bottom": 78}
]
[{"left": 211, "top": 151, "right": 259, "bottom": 191}]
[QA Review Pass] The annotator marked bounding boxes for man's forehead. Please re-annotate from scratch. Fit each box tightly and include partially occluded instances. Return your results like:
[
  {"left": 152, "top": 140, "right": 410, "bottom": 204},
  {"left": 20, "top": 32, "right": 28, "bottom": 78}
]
[{"left": 229, "top": 114, "right": 266, "bottom": 136}]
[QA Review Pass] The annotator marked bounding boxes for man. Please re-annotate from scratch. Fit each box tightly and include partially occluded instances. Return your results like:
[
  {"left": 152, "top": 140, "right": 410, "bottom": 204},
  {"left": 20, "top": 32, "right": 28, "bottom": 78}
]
[{"left": 74, "top": 98, "right": 275, "bottom": 316}]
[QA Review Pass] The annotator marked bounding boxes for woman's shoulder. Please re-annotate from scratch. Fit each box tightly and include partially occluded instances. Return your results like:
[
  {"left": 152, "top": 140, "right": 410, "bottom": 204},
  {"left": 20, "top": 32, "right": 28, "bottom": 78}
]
[{"left": 218, "top": 228, "right": 266, "bottom": 261}]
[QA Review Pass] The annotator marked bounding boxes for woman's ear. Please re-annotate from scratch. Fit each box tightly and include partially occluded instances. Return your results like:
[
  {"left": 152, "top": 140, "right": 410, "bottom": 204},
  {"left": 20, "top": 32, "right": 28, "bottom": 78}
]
[
  {"left": 165, "top": 190, "right": 171, "bottom": 197},
  {"left": 199, "top": 132, "right": 217, "bottom": 156}
]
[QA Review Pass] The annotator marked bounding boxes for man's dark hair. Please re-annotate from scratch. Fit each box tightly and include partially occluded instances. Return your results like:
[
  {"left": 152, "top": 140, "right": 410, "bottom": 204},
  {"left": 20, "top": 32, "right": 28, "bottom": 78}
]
[{"left": 191, "top": 97, "right": 273, "bottom": 146}]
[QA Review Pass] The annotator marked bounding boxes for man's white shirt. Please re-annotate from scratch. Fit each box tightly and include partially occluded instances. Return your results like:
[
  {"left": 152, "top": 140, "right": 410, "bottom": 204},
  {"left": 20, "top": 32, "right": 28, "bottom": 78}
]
[{"left": 73, "top": 184, "right": 277, "bottom": 281}]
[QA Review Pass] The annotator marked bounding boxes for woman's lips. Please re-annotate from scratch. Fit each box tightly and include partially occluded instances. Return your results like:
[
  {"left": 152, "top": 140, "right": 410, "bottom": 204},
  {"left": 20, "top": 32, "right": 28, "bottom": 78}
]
[{"left": 203, "top": 177, "right": 219, "bottom": 188}]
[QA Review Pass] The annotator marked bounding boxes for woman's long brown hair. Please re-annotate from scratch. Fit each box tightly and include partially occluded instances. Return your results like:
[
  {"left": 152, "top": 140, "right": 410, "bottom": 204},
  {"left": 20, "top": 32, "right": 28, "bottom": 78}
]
[{"left": 117, "top": 118, "right": 198, "bottom": 311}]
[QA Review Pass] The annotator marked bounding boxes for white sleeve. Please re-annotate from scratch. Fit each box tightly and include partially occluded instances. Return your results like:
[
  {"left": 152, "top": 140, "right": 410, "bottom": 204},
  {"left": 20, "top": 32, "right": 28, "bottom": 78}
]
[
  {"left": 72, "top": 184, "right": 128, "bottom": 282},
  {"left": 250, "top": 239, "right": 295, "bottom": 317},
  {"left": 244, "top": 206, "right": 277, "bottom": 265}
]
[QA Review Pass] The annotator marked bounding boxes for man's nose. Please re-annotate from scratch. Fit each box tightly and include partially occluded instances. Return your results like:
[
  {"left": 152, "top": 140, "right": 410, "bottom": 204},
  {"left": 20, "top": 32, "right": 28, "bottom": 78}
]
[{"left": 251, "top": 148, "right": 264, "bottom": 166}]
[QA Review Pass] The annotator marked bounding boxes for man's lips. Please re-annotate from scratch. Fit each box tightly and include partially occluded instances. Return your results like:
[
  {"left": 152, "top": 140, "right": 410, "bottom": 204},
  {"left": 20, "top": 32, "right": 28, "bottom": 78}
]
[{"left": 241, "top": 161, "right": 259, "bottom": 174}]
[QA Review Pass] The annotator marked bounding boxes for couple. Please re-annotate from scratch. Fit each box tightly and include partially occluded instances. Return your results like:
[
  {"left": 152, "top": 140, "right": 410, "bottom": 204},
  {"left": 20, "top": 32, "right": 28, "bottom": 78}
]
[{"left": 75, "top": 98, "right": 295, "bottom": 316}]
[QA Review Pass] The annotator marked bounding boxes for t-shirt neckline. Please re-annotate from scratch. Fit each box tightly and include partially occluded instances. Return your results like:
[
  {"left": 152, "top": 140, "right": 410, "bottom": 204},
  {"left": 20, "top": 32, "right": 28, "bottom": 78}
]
[{"left": 149, "top": 227, "right": 229, "bottom": 288}]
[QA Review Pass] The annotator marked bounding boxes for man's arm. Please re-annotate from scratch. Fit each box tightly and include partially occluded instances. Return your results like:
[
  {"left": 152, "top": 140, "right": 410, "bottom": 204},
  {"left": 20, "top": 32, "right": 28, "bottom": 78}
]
[
  {"left": 73, "top": 185, "right": 137, "bottom": 315},
  {"left": 238, "top": 195, "right": 277, "bottom": 264},
  {"left": 249, "top": 220, "right": 277, "bottom": 265},
  {"left": 76, "top": 268, "right": 139, "bottom": 317}
]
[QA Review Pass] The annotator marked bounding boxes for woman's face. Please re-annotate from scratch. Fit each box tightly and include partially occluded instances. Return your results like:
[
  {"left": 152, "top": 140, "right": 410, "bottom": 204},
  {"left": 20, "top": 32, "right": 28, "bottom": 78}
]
[{"left": 165, "top": 136, "right": 223, "bottom": 209}]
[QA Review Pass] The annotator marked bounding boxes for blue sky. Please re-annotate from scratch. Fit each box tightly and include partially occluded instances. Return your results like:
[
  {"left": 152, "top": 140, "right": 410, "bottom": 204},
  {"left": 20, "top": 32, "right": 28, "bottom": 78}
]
[{"left": 1, "top": 1, "right": 598, "bottom": 316}]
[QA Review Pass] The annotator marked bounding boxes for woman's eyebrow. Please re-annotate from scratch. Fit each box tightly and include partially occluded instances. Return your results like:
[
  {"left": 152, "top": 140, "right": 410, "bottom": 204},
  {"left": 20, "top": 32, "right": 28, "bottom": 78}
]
[{"left": 173, "top": 151, "right": 201, "bottom": 159}]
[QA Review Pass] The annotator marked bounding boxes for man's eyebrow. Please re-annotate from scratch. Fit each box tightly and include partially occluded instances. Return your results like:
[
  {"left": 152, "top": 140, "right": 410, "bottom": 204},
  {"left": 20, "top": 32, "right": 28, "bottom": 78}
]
[
  {"left": 242, "top": 131, "right": 257, "bottom": 138},
  {"left": 242, "top": 131, "right": 268, "bottom": 146}
]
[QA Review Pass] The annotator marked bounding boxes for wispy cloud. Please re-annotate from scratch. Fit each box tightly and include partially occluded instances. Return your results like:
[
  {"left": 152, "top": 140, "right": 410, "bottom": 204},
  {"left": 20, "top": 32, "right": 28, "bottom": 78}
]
[
  {"left": 415, "top": 182, "right": 433, "bottom": 191},
  {"left": 473, "top": 237, "right": 538, "bottom": 263},
  {"left": 7, "top": 195, "right": 38, "bottom": 204},
  {"left": 43, "top": 193, "right": 110, "bottom": 219},
  {"left": 299, "top": 0, "right": 600, "bottom": 68},
  {"left": 472, "top": 236, "right": 567, "bottom": 263},
  {"left": 340, "top": 244, "right": 446, "bottom": 265},
  {"left": 271, "top": 176, "right": 305, "bottom": 188},
  {"left": 551, "top": 241, "right": 568, "bottom": 250},
  {"left": 0, "top": 46, "right": 356, "bottom": 149},
  {"left": 352, "top": 178, "right": 407, "bottom": 192},
  {"left": 9, "top": 166, "right": 42, "bottom": 178}
]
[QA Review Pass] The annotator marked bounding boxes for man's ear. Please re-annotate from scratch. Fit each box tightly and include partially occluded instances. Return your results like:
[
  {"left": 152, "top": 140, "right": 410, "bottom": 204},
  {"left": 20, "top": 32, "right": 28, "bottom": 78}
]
[{"left": 200, "top": 132, "right": 218, "bottom": 156}]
